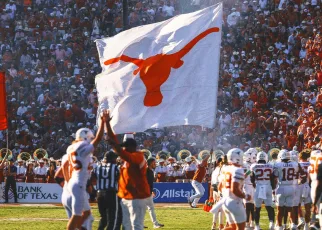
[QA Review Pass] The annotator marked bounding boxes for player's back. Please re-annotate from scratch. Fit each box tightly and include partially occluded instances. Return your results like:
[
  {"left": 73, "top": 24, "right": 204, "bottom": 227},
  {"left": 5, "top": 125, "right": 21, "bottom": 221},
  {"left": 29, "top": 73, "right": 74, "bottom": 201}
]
[
  {"left": 309, "top": 152, "right": 322, "bottom": 182},
  {"left": 250, "top": 163, "right": 273, "bottom": 186},
  {"left": 67, "top": 141, "right": 94, "bottom": 185},
  {"left": 274, "top": 161, "right": 299, "bottom": 186},
  {"left": 220, "top": 165, "right": 244, "bottom": 199}
]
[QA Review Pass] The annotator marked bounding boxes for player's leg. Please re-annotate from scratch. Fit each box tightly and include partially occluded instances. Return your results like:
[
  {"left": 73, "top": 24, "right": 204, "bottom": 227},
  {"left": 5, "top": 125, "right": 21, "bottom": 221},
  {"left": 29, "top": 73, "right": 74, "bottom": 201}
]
[
  {"left": 276, "top": 191, "right": 285, "bottom": 227},
  {"left": 130, "top": 198, "right": 147, "bottom": 230},
  {"left": 146, "top": 195, "right": 159, "bottom": 226},
  {"left": 106, "top": 192, "right": 120, "bottom": 230},
  {"left": 80, "top": 191, "right": 92, "bottom": 230},
  {"left": 191, "top": 181, "right": 205, "bottom": 207},
  {"left": 253, "top": 189, "right": 262, "bottom": 230},
  {"left": 62, "top": 190, "right": 73, "bottom": 219},
  {"left": 224, "top": 198, "right": 246, "bottom": 230},
  {"left": 120, "top": 198, "right": 132, "bottom": 229},
  {"left": 97, "top": 191, "right": 108, "bottom": 230},
  {"left": 67, "top": 183, "right": 85, "bottom": 230}
]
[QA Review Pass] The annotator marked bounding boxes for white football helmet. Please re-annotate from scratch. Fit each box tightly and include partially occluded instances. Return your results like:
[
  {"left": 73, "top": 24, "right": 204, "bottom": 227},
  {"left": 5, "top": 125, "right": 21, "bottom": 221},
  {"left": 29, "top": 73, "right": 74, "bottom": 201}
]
[
  {"left": 244, "top": 148, "right": 258, "bottom": 164},
  {"left": 75, "top": 128, "right": 94, "bottom": 142},
  {"left": 256, "top": 151, "right": 268, "bottom": 163},
  {"left": 278, "top": 149, "right": 290, "bottom": 160},
  {"left": 311, "top": 150, "right": 322, "bottom": 158},
  {"left": 227, "top": 148, "right": 244, "bottom": 166}
]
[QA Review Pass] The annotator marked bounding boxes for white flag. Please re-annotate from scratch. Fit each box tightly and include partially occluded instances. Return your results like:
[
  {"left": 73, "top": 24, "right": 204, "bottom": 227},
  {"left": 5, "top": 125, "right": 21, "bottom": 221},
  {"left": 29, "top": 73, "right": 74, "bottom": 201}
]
[{"left": 96, "top": 3, "right": 222, "bottom": 134}]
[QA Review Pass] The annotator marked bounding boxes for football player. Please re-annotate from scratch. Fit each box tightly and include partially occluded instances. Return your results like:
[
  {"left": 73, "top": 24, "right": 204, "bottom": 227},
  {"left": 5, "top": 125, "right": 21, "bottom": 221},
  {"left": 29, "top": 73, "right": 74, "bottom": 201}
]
[
  {"left": 63, "top": 111, "right": 107, "bottom": 230},
  {"left": 210, "top": 154, "right": 226, "bottom": 230},
  {"left": 250, "top": 151, "right": 275, "bottom": 230},
  {"left": 219, "top": 148, "right": 250, "bottom": 230},
  {"left": 296, "top": 150, "right": 311, "bottom": 230},
  {"left": 243, "top": 148, "right": 257, "bottom": 230},
  {"left": 273, "top": 150, "right": 300, "bottom": 230},
  {"left": 309, "top": 150, "right": 322, "bottom": 230}
]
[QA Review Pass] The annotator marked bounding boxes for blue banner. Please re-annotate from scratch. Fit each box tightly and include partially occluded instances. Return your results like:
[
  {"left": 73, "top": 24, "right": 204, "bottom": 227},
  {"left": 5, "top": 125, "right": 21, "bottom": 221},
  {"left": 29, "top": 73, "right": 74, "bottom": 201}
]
[{"left": 153, "top": 182, "right": 209, "bottom": 203}]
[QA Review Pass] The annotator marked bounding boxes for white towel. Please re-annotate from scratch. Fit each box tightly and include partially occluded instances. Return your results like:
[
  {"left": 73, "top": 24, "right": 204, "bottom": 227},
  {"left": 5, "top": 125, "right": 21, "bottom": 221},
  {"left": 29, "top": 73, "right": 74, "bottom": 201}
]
[
  {"left": 302, "top": 185, "right": 310, "bottom": 198},
  {"left": 209, "top": 197, "right": 226, "bottom": 214},
  {"left": 258, "top": 186, "right": 267, "bottom": 199}
]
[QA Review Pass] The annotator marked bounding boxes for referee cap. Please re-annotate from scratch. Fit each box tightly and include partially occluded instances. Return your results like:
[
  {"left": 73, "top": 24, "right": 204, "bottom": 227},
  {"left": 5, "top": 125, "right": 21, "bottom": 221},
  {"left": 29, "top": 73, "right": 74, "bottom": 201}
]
[{"left": 104, "top": 151, "right": 118, "bottom": 161}]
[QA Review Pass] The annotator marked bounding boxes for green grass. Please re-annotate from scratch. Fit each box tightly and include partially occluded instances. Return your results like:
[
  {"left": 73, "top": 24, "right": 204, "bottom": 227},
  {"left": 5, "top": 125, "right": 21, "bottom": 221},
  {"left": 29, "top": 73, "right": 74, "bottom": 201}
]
[{"left": 0, "top": 205, "right": 271, "bottom": 230}]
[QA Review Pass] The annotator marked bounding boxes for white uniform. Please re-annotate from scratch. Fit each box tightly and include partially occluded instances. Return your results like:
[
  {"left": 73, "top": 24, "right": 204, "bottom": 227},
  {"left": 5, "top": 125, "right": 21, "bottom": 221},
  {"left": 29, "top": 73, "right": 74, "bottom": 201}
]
[
  {"left": 154, "top": 165, "right": 168, "bottom": 174},
  {"left": 211, "top": 166, "right": 225, "bottom": 226},
  {"left": 274, "top": 161, "right": 299, "bottom": 207},
  {"left": 309, "top": 153, "right": 322, "bottom": 204},
  {"left": 220, "top": 165, "right": 246, "bottom": 224},
  {"left": 61, "top": 154, "right": 72, "bottom": 218},
  {"left": 33, "top": 166, "right": 47, "bottom": 175},
  {"left": 250, "top": 163, "right": 273, "bottom": 207},
  {"left": 242, "top": 163, "right": 254, "bottom": 203},
  {"left": 67, "top": 141, "right": 94, "bottom": 216},
  {"left": 16, "top": 165, "right": 26, "bottom": 175},
  {"left": 295, "top": 161, "right": 311, "bottom": 205}
]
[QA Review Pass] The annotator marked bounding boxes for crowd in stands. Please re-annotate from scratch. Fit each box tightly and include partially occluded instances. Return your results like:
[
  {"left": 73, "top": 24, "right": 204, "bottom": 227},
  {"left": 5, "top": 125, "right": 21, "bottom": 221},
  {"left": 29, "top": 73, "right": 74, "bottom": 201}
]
[{"left": 0, "top": 0, "right": 321, "bottom": 163}]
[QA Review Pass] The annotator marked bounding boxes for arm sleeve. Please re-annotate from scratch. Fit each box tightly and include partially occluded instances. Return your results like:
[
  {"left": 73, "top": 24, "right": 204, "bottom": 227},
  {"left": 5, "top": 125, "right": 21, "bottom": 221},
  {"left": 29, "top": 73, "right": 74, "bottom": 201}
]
[
  {"left": 119, "top": 150, "right": 145, "bottom": 166},
  {"left": 232, "top": 168, "right": 244, "bottom": 183}
]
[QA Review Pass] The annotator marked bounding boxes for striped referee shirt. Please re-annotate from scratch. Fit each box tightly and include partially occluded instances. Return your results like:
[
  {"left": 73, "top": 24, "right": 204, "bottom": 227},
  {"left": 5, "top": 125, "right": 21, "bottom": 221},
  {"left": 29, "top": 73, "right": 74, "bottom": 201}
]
[{"left": 93, "top": 163, "right": 119, "bottom": 191}]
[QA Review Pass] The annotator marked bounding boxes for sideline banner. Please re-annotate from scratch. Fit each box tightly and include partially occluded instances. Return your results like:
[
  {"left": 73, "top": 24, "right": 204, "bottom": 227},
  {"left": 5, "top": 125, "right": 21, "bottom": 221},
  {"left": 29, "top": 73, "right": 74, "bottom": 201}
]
[
  {"left": 153, "top": 182, "right": 208, "bottom": 203},
  {"left": 0, "top": 182, "right": 62, "bottom": 203},
  {"left": 0, "top": 182, "right": 208, "bottom": 203}
]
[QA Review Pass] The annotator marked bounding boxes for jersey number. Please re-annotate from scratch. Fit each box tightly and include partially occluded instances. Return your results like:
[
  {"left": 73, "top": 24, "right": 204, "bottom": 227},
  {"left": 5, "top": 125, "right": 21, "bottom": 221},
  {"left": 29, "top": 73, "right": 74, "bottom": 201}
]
[
  {"left": 224, "top": 172, "right": 232, "bottom": 189},
  {"left": 69, "top": 151, "right": 83, "bottom": 171},
  {"left": 282, "top": 168, "right": 295, "bottom": 181},
  {"left": 255, "top": 168, "right": 272, "bottom": 180},
  {"left": 309, "top": 157, "right": 322, "bottom": 174}
]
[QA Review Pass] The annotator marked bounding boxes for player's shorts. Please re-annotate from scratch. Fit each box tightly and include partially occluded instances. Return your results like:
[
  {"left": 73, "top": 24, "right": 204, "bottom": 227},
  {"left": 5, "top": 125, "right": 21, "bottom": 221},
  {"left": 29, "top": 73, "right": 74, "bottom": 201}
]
[
  {"left": 68, "top": 182, "right": 88, "bottom": 216},
  {"left": 254, "top": 184, "right": 273, "bottom": 208},
  {"left": 243, "top": 184, "right": 254, "bottom": 203},
  {"left": 212, "top": 191, "right": 223, "bottom": 213},
  {"left": 61, "top": 187, "right": 72, "bottom": 218},
  {"left": 294, "top": 184, "right": 311, "bottom": 206},
  {"left": 276, "top": 184, "right": 295, "bottom": 207},
  {"left": 222, "top": 197, "right": 246, "bottom": 224}
]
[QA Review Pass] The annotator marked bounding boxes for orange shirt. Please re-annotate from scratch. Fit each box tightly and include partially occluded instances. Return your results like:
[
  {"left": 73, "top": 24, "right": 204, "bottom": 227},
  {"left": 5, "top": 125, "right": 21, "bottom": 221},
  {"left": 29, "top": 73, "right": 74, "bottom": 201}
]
[
  {"left": 118, "top": 150, "right": 150, "bottom": 200},
  {"left": 193, "top": 164, "right": 206, "bottom": 183}
]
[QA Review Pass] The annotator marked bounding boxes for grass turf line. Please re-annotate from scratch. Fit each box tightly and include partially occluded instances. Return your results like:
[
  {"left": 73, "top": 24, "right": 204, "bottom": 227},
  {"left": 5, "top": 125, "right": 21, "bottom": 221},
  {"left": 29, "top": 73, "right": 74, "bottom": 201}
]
[{"left": 0, "top": 206, "right": 270, "bottom": 230}]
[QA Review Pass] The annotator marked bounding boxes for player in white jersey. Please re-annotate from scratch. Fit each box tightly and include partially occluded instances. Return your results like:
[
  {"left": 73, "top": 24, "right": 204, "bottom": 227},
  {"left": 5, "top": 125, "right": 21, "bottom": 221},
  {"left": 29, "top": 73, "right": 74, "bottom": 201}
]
[
  {"left": 62, "top": 111, "right": 107, "bottom": 230},
  {"left": 243, "top": 148, "right": 257, "bottom": 230},
  {"left": 309, "top": 150, "right": 322, "bottom": 230},
  {"left": 296, "top": 150, "right": 312, "bottom": 230},
  {"left": 250, "top": 151, "right": 275, "bottom": 230},
  {"left": 209, "top": 154, "right": 225, "bottom": 230},
  {"left": 274, "top": 150, "right": 301, "bottom": 230},
  {"left": 218, "top": 148, "right": 249, "bottom": 229}
]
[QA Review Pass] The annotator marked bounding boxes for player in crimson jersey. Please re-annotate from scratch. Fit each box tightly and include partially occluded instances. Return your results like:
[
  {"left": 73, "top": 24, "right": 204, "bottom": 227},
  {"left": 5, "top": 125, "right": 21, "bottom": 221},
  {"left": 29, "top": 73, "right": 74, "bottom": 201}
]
[
  {"left": 218, "top": 148, "right": 250, "bottom": 230},
  {"left": 250, "top": 151, "right": 275, "bottom": 230}
]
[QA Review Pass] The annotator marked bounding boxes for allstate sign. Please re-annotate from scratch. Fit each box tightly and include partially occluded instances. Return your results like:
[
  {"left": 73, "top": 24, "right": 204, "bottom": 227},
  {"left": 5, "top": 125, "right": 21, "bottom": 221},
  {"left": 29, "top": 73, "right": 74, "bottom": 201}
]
[{"left": 153, "top": 183, "right": 208, "bottom": 203}]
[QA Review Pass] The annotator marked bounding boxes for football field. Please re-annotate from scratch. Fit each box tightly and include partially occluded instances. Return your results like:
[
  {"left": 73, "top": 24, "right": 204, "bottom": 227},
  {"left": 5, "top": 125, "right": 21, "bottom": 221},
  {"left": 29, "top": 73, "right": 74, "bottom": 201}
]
[{"left": 0, "top": 204, "right": 271, "bottom": 230}]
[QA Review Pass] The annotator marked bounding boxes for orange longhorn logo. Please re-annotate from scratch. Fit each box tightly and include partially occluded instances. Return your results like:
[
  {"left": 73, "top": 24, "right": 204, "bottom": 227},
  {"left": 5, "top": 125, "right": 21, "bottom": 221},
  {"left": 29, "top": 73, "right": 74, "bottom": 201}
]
[{"left": 104, "top": 27, "right": 220, "bottom": 107}]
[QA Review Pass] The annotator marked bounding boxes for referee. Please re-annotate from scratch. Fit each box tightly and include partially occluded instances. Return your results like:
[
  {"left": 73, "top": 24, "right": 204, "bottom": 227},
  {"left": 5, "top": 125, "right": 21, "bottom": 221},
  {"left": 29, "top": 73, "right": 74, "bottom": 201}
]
[{"left": 92, "top": 151, "right": 122, "bottom": 230}]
